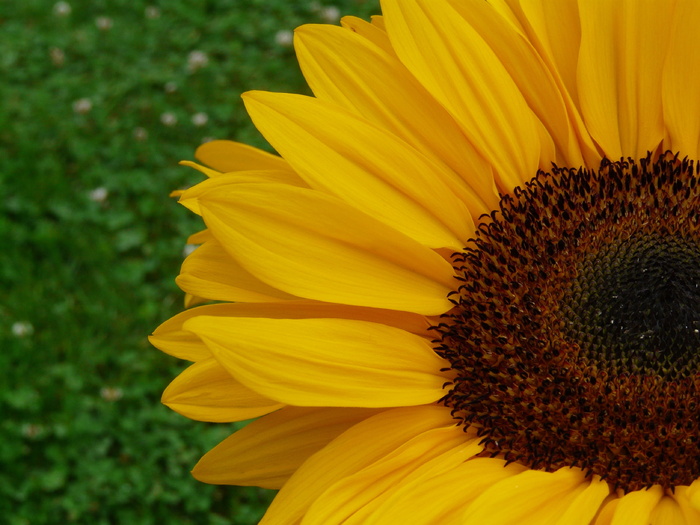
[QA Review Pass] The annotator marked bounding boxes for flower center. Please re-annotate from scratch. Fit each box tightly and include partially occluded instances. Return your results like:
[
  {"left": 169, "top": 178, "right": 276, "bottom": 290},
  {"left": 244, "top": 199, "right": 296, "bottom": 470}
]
[{"left": 435, "top": 153, "right": 700, "bottom": 492}]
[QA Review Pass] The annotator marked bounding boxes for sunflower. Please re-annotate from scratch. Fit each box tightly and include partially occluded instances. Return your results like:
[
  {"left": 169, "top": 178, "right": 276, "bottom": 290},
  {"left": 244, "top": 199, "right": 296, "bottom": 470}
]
[{"left": 150, "top": 1, "right": 700, "bottom": 523}]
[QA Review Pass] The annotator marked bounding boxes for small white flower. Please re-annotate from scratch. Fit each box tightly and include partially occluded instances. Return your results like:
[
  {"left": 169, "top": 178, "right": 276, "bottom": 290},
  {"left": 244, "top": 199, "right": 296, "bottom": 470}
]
[
  {"left": 164, "top": 81, "right": 178, "bottom": 94},
  {"left": 191, "top": 112, "right": 208, "bottom": 127},
  {"left": 50, "top": 47, "right": 65, "bottom": 67},
  {"left": 12, "top": 321, "right": 34, "bottom": 338},
  {"left": 160, "top": 112, "right": 177, "bottom": 126},
  {"left": 21, "top": 423, "right": 45, "bottom": 439},
  {"left": 144, "top": 6, "right": 161, "bottom": 19},
  {"left": 88, "top": 187, "right": 108, "bottom": 203},
  {"left": 95, "top": 16, "right": 113, "bottom": 31},
  {"left": 183, "top": 244, "right": 198, "bottom": 257},
  {"left": 72, "top": 98, "right": 92, "bottom": 115},
  {"left": 53, "top": 1, "right": 71, "bottom": 17},
  {"left": 319, "top": 6, "right": 341, "bottom": 23},
  {"left": 133, "top": 127, "right": 148, "bottom": 141},
  {"left": 187, "top": 50, "right": 209, "bottom": 72},
  {"left": 274, "top": 29, "right": 294, "bottom": 47},
  {"left": 100, "top": 387, "right": 124, "bottom": 402}
]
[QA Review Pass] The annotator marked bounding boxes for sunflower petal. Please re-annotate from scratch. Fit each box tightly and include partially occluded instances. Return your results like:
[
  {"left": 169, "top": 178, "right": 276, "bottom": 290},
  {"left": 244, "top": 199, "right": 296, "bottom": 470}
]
[
  {"left": 295, "top": 24, "right": 498, "bottom": 214},
  {"left": 193, "top": 407, "right": 379, "bottom": 489},
  {"left": 177, "top": 240, "right": 299, "bottom": 303},
  {"left": 447, "top": 0, "right": 597, "bottom": 168},
  {"left": 184, "top": 316, "right": 448, "bottom": 407},
  {"left": 194, "top": 140, "right": 291, "bottom": 173},
  {"left": 577, "top": 0, "right": 671, "bottom": 159},
  {"left": 663, "top": 1, "right": 700, "bottom": 159},
  {"left": 462, "top": 467, "right": 598, "bottom": 524},
  {"left": 260, "top": 405, "right": 456, "bottom": 524},
  {"left": 303, "top": 426, "right": 481, "bottom": 524},
  {"left": 382, "top": 0, "right": 542, "bottom": 190},
  {"left": 162, "top": 357, "right": 284, "bottom": 422},
  {"left": 607, "top": 486, "right": 664, "bottom": 525},
  {"left": 242, "top": 91, "right": 474, "bottom": 248},
  {"left": 195, "top": 182, "right": 455, "bottom": 314},
  {"left": 364, "top": 458, "right": 528, "bottom": 525}
]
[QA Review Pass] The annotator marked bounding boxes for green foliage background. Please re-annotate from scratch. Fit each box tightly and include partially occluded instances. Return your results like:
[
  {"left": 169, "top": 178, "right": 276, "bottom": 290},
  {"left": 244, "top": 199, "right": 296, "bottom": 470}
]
[{"left": 0, "top": 0, "right": 379, "bottom": 523}]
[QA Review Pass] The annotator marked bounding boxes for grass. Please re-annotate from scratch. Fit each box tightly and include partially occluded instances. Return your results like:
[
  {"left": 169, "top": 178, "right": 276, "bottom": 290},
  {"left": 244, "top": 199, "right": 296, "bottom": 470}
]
[{"left": 0, "top": 0, "right": 379, "bottom": 523}]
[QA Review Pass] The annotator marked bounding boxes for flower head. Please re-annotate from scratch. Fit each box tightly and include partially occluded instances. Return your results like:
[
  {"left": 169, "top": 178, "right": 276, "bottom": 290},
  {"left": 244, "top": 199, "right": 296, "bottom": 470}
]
[{"left": 151, "top": 1, "right": 700, "bottom": 522}]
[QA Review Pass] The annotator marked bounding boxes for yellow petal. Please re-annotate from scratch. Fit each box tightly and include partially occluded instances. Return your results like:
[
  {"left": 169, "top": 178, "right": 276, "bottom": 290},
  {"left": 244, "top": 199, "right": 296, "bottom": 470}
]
[
  {"left": 243, "top": 91, "right": 474, "bottom": 249},
  {"left": 365, "top": 457, "right": 528, "bottom": 525},
  {"left": 195, "top": 139, "right": 291, "bottom": 173},
  {"left": 382, "top": 0, "right": 542, "bottom": 190},
  {"left": 462, "top": 466, "right": 596, "bottom": 524},
  {"left": 193, "top": 407, "right": 379, "bottom": 489},
  {"left": 508, "top": 0, "right": 582, "bottom": 109},
  {"left": 260, "top": 405, "right": 456, "bottom": 524},
  {"left": 177, "top": 240, "right": 299, "bottom": 303},
  {"left": 553, "top": 476, "right": 612, "bottom": 525},
  {"left": 577, "top": 0, "right": 671, "bottom": 159},
  {"left": 184, "top": 316, "right": 448, "bottom": 407},
  {"left": 671, "top": 486, "right": 700, "bottom": 524},
  {"left": 186, "top": 228, "right": 211, "bottom": 245},
  {"left": 650, "top": 496, "right": 687, "bottom": 525},
  {"left": 178, "top": 169, "right": 306, "bottom": 215},
  {"left": 195, "top": 182, "right": 455, "bottom": 314},
  {"left": 448, "top": 0, "right": 598, "bottom": 169},
  {"left": 295, "top": 24, "right": 498, "bottom": 214},
  {"left": 153, "top": 300, "right": 432, "bottom": 333},
  {"left": 304, "top": 426, "right": 481, "bottom": 524},
  {"left": 340, "top": 16, "right": 393, "bottom": 54},
  {"left": 663, "top": 1, "right": 700, "bottom": 159},
  {"left": 162, "top": 357, "right": 284, "bottom": 422},
  {"left": 609, "top": 485, "right": 664, "bottom": 525},
  {"left": 150, "top": 311, "right": 212, "bottom": 361}
]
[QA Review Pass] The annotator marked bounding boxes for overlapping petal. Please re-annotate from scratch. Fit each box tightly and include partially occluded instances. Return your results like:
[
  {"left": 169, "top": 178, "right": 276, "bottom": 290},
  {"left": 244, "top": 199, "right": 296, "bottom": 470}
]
[
  {"left": 194, "top": 182, "right": 456, "bottom": 314},
  {"left": 260, "top": 405, "right": 457, "bottom": 524},
  {"left": 243, "top": 91, "right": 475, "bottom": 248},
  {"left": 295, "top": 23, "right": 498, "bottom": 214},
  {"left": 184, "top": 316, "right": 448, "bottom": 407},
  {"left": 162, "top": 357, "right": 284, "bottom": 422},
  {"left": 193, "top": 407, "right": 380, "bottom": 489},
  {"left": 382, "top": 0, "right": 544, "bottom": 190}
]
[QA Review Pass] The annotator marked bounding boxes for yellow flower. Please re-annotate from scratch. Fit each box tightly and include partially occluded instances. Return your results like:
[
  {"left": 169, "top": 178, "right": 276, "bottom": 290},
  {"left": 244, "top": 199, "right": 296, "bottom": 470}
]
[{"left": 150, "top": 1, "right": 700, "bottom": 523}]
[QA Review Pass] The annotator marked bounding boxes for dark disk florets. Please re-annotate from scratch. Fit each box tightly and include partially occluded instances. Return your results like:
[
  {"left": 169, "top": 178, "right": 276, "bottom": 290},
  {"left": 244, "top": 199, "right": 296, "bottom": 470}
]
[{"left": 435, "top": 152, "right": 700, "bottom": 492}]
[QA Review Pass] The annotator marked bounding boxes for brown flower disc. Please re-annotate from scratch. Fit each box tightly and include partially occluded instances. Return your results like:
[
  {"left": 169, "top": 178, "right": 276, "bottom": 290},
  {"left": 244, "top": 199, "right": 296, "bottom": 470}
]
[{"left": 435, "top": 152, "right": 700, "bottom": 492}]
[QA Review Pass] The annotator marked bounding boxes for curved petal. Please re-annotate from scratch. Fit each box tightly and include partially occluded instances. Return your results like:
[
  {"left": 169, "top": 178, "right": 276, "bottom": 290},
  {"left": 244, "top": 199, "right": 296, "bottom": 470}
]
[
  {"left": 650, "top": 496, "right": 687, "bottom": 525},
  {"left": 607, "top": 486, "right": 664, "bottom": 525},
  {"left": 177, "top": 240, "right": 299, "bottom": 303},
  {"left": 178, "top": 169, "right": 307, "bottom": 216},
  {"left": 671, "top": 486, "right": 700, "bottom": 524},
  {"left": 382, "top": 0, "right": 543, "bottom": 190},
  {"left": 195, "top": 140, "right": 292, "bottom": 173},
  {"left": 303, "top": 426, "right": 482, "bottom": 524},
  {"left": 295, "top": 24, "right": 498, "bottom": 214},
  {"left": 184, "top": 316, "right": 449, "bottom": 408},
  {"left": 462, "top": 467, "right": 601, "bottom": 524},
  {"left": 364, "top": 458, "right": 528, "bottom": 524},
  {"left": 260, "top": 405, "right": 456, "bottom": 524},
  {"left": 662, "top": 0, "right": 700, "bottom": 159},
  {"left": 340, "top": 16, "right": 393, "bottom": 54},
  {"left": 447, "top": 0, "right": 598, "bottom": 168},
  {"left": 577, "top": 0, "right": 672, "bottom": 159},
  {"left": 195, "top": 182, "right": 456, "bottom": 315},
  {"left": 162, "top": 357, "right": 285, "bottom": 422},
  {"left": 151, "top": 301, "right": 433, "bottom": 340},
  {"left": 193, "top": 407, "right": 380, "bottom": 489},
  {"left": 243, "top": 91, "right": 475, "bottom": 249}
]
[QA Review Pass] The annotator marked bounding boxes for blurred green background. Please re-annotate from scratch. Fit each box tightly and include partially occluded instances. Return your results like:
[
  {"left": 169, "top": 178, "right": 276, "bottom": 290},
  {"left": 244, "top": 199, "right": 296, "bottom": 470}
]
[{"left": 1, "top": 1, "right": 379, "bottom": 523}]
